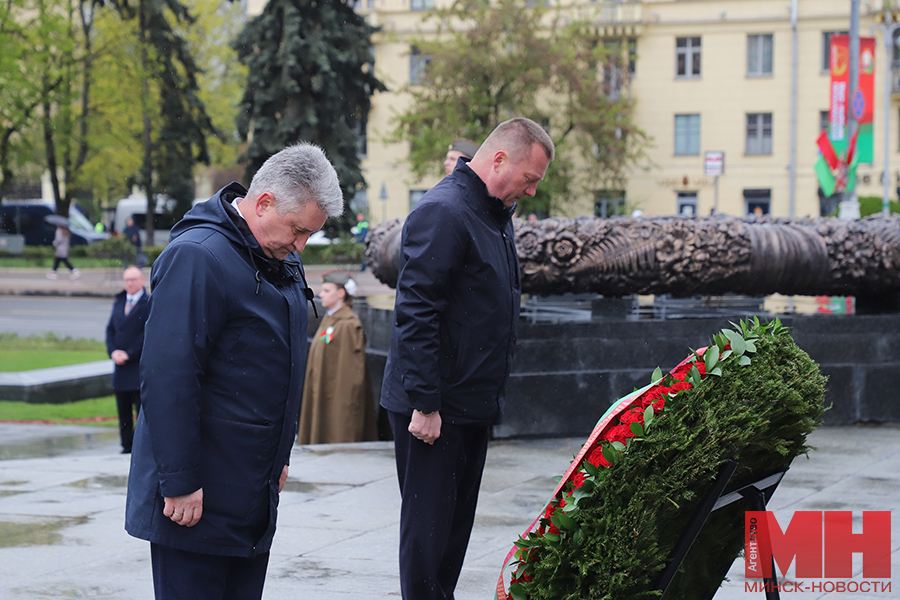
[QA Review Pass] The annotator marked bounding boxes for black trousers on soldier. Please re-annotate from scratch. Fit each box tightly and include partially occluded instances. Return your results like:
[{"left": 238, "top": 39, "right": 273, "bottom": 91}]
[{"left": 388, "top": 410, "right": 490, "bottom": 600}]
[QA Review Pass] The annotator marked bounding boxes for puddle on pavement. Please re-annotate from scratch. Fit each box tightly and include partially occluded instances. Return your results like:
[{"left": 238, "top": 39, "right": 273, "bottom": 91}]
[
  {"left": 0, "top": 516, "right": 88, "bottom": 548},
  {"left": 67, "top": 475, "right": 128, "bottom": 489},
  {"left": 0, "top": 430, "right": 118, "bottom": 460},
  {"left": 281, "top": 480, "right": 318, "bottom": 493}
]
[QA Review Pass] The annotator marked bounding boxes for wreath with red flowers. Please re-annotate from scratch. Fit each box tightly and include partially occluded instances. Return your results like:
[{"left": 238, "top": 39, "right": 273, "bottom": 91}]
[{"left": 497, "top": 318, "right": 826, "bottom": 600}]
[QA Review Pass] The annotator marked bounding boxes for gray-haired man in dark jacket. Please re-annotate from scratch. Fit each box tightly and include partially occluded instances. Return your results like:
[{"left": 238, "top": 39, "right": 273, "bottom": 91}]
[
  {"left": 381, "top": 118, "right": 554, "bottom": 600},
  {"left": 125, "top": 143, "right": 343, "bottom": 600}
]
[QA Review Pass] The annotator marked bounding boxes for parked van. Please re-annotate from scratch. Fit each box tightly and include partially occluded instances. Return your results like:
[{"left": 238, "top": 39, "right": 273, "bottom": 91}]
[
  {"left": 0, "top": 202, "right": 107, "bottom": 246},
  {"left": 113, "top": 193, "right": 178, "bottom": 246}
]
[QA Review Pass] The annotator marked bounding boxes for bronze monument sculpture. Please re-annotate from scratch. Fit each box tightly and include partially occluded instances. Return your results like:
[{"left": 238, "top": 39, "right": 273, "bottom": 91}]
[{"left": 365, "top": 214, "right": 900, "bottom": 297}]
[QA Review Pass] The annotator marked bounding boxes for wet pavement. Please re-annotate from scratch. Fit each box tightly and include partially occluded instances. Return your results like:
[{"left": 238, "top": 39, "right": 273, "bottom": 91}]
[{"left": 0, "top": 423, "right": 897, "bottom": 600}]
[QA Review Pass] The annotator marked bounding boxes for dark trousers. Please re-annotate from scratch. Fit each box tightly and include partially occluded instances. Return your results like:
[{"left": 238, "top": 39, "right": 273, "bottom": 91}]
[
  {"left": 150, "top": 543, "right": 269, "bottom": 600},
  {"left": 52, "top": 257, "right": 75, "bottom": 271},
  {"left": 115, "top": 390, "right": 141, "bottom": 452},
  {"left": 388, "top": 410, "right": 490, "bottom": 600}
]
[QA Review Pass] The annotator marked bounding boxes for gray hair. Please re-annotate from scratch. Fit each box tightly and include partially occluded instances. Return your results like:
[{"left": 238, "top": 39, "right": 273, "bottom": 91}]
[
  {"left": 479, "top": 118, "right": 555, "bottom": 163},
  {"left": 246, "top": 143, "right": 344, "bottom": 218}
]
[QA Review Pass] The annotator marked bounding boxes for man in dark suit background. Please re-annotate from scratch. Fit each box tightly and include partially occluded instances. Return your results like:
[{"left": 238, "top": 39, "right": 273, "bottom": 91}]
[{"left": 106, "top": 265, "right": 149, "bottom": 454}]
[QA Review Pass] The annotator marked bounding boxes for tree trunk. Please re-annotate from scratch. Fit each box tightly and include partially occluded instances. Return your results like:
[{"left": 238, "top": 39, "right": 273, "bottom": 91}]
[{"left": 139, "top": 0, "right": 155, "bottom": 246}]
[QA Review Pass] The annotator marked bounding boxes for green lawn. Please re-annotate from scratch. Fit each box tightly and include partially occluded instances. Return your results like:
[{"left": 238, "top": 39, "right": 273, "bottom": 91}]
[
  {"left": 0, "top": 333, "right": 107, "bottom": 371},
  {"left": 0, "top": 333, "right": 117, "bottom": 424},
  {"left": 0, "top": 396, "right": 118, "bottom": 425}
]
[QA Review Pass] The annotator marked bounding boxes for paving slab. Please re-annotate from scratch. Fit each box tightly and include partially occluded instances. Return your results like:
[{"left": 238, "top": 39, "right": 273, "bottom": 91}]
[{"left": 0, "top": 423, "right": 897, "bottom": 600}]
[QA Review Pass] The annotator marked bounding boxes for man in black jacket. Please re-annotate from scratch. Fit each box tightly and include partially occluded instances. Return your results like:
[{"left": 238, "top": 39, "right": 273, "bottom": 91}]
[
  {"left": 105, "top": 265, "right": 149, "bottom": 454},
  {"left": 381, "top": 118, "right": 554, "bottom": 600}
]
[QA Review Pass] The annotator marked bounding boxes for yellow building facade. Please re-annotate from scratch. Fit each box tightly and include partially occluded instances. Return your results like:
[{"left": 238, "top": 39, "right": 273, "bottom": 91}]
[{"left": 246, "top": 0, "right": 900, "bottom": 226}]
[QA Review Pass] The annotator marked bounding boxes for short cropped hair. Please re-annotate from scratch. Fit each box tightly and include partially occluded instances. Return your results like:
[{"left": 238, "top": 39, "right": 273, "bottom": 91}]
[
  {"left": 246, "top": 143, "right": 344, "bottom": 218},
  {"left": 479, "top": 118, "right": 555, "bottom": 164}
]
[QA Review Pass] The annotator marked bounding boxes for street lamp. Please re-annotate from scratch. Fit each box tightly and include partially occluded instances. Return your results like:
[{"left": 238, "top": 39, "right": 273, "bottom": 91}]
[{"left": 871, "top": 6, "right": 900, "bottom": 216}]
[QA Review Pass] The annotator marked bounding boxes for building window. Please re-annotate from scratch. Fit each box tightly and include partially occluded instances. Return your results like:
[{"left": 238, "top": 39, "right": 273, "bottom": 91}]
[
  {"left": 409, "top": 46, "right": 431, "bottom": 85},
  {"left": 677, "top": 192, "right": 698, "bottom": 217},
  {"left": 594, "top": 190, "right": 626, "bottom": 218},
  {"left": 674, "top": 114, "right": 700, "bottom": 156},
  {"left": 822, "top": 31, "right": 848, "bottom": 72},
  {"left": 409, "top": 190, "right": 427, "bottom": 211},
  {"left": 820, "top": 110, "right": 829, "bottom": 135},
  {"left": 603, "top": 39, "right": 623, "bottom": 100},
  {"left": 744, "top": 189, "right": 771, "bottom": 216},
  {"left": 747, "top": 34, "right": 773, "bottom": 76},
  {"left": 410, "top": 0, "right": 433, "bottom": 10},
  {"left": 746, "top": 113, "right": 772, "bottom": 155},
  {"left": 628, "top": 38, "right": 637, "bottom": 76},
  {"left": 676, "top": 37, "right": 701, "bottom": 78}
]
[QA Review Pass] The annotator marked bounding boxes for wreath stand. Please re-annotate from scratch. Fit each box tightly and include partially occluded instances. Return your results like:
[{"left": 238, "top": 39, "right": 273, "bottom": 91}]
[{"left": 652, "top": 460, "right": 789, "bottom": 600}]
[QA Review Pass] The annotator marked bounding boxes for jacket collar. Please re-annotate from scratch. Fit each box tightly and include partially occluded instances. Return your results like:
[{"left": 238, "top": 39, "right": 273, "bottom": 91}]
[{"left": 455, "top": 161, "right": 515, "bottom": 226}]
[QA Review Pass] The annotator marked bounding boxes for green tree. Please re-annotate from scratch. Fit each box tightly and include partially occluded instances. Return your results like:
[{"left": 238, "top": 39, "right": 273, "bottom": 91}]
[
  {"left": 233, "top": 0, "right": 386, "bottom": 226},
  {"left": 181, "top": 0, "right": 247, "bottom": 170},
  {"left": 392, "top": 0, "right": 648, "bottom": 217},
  {"left": 39, "top": 0, "right": 96, "bottom": 220},
  {"left": 0, "top": 0, "right": 68, "bottom": 201},
  {"left": 101, "top": 0, "right": 216, "bottom": 241}
]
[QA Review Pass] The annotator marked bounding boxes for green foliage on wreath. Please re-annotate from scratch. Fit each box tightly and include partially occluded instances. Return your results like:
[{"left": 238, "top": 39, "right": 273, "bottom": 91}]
[{"left": 513, "top": 318, "right": 826, "bottom": 600}]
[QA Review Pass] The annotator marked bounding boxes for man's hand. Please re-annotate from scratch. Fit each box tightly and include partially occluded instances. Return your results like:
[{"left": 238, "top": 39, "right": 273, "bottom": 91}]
[
  {"left": 279, "top": 465, "right": 289, "bottom": 493},
  {"left": 163, "top": 488, "right": 203, "bottom": 527},
  {"left": 409, "top": 410, "right": 441, "bottom": 445},
  {"left": 111, "top": 350, "right": 129, "bottom": 365}
]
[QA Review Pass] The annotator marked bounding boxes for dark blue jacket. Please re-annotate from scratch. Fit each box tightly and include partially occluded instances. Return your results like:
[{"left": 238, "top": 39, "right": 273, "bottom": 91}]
[
  {"left": 105, "top": 289, "right": 149, "bottom": 392},
  {"left": 125, "top": 182, "right": 313, "bottom": 557},
  {"left": 380, "top": 161, "right": 520, "bottom": 426}
]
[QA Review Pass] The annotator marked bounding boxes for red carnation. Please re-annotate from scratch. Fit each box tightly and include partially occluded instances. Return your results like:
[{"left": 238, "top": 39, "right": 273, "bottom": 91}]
[
  {"left": 604, "top": 424, "right": 634, "bottom": 445},
  {"left": 570, "top": 471, "right": 587, "bottom": 489},
  {"left": 586, "top": 445, "right": 611, "bottom": 468},
  {"left": 670, "top": 380, "right": 692, "bottom": 393},
  {"left": 619, "top": 407, "right": 644, "bottom": 425}
]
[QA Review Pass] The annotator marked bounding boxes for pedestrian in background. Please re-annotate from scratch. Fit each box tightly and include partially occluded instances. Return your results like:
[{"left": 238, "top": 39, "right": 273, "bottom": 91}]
[
  {"left": 46, "top": 226, "right": 80, "bottom": 280},
  {"left": 351, "top": 213, "right": 370, "bottom": 272},
  {"left": 380, "top": 118, "right": 554, "bottom": 600},
  {"left": 298, "top": 270, "right": 378, "bottom": 445},
  {"left": 125, "top": 143, "right": 343, "bottom": 600},
  {"left": 105, "top": 265, "right": 149, "bottom": 454},
  {"left": 123, "top": 217, "right": 146, "bottom": 267},
  {"left": 443, "top": 138, "right": 479, "bottom": 176}
]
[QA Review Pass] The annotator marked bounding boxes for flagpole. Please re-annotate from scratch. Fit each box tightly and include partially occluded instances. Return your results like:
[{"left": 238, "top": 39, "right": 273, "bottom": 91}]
[
  {"left": 871, "top": 7, "right": 900, "bottom": 217},
  {"left": 841, "top": 0, "right": 862, "bottom": 220}
]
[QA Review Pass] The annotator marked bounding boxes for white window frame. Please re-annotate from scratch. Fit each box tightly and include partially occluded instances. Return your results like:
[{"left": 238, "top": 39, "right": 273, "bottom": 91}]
[
  {"left": 676, "top": 36, "right": 701, "bottom": 78},
  {"left": 747, "top": 34, "right": 773, "bottom": 77},
  {"left": 409, "top": 46, "right": 431, "bottom": 85},
  {"left": 674, "top": 114, "right": 700, "bottom": 156},
  {"left": 746, "top": 113, "right": 773, "bottom": 156}
]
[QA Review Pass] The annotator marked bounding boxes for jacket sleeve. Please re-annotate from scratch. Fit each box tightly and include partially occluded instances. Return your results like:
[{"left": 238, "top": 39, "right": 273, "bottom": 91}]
[
  {"left": 140, "top": 241, "right": 228, "bottom": 498},
  {"left": 105, "top": 301, "right": 117, "bottom": 357},
  {"left": 121, "top": 298, "right": 148, "bottom": 362},
  {"left": 393, "top": 199, "right": 467, "bottom": 414}
]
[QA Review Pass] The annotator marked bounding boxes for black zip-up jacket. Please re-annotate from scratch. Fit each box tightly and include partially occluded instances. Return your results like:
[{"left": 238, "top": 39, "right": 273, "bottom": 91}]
[{"left": 380, "top": 160, "right": 520, "bottom": 426}]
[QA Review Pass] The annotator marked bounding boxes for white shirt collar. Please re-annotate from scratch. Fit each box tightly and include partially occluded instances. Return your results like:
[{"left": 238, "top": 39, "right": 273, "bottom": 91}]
[
  {"left": 126, "top": 289, "right": 144, "bottom": 303},
  {"left": 231, "top": 197, "right": 246, "bottom": 220}
]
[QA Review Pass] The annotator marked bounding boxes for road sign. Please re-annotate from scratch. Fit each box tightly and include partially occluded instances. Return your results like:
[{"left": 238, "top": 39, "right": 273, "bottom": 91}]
[{"left": 705, "top": 151, "right": 725, "bottom": 177}]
